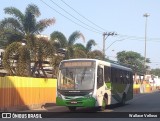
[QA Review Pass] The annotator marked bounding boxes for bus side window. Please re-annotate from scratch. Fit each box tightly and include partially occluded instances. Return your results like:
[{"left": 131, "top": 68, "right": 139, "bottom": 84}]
[
  {"left": 120, "top": 71, "right": 124, "bottom": 84},
  {"left": 126, "top": 72, "right": 129, "bottom": 84},
  {"left": 111, "top": 68, "right": 116, "bottom": 83},
  {"left": 130, "top": 72, "right": 133, "bottom": 84},
  {"left": 104, "top": 66, "right": 111, "bottom": 83},
  {"left": 97, "top": 67, "right": 104, "bottom": 88},
  {"left": 115, "top": 69, "right": 120, "bottom": 83}
]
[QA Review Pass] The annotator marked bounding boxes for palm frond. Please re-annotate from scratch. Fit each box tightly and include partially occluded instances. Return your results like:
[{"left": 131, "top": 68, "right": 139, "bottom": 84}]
[
  {"left": 73, "top": 43, "right": 86, "bottom": 51},
  {"left": 35, "top": 18, "right": 55, "bottom": 33},
  {"left": 25, "top": 4, "right": 40, "bottom": 17},
  {"left": 50, "top": 31, "right": 67, "bottom": 48},
  {"left": 86, "top": 39, "right": 96, "bottom": 52},
  {"left": 0, "top": 18, "right": 24, "bottom": 33},
  {"left": 68, "top": 31, "right": 85, "bottom": 45},
  {"left": 4, "top": 7, "right": 24, "bottom": 22},
  {"left": 24, "top": 11, "right": 36, "bottom": 34}
]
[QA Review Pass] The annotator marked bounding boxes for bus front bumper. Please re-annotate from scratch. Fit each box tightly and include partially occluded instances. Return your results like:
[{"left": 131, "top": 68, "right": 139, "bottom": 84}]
[{"left": 56, "top": 97, "right": 96, "bottom": 107}]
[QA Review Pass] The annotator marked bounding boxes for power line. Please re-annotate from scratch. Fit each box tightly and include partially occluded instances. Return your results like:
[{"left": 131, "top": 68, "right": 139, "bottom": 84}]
[
  {"left": 115, "top": 34, "right": 160, "bottom": 42},
  {"left": 95, "top": 36, "right": 160, "bottom": 53},
  {"left": 40, "top": 0, "right": 160, "bottom": 42},
  {"left": 60, "top": 0, "right": 107, "bottom": 32},
  {"left": 40, "top": 0, "right": 102, "bottom": 34},
  {"left": 117, "top": 32, "right": 160, "bottom": 40},
  {"left": 49, "top": 0, "right": 103, "bottom": 34}
]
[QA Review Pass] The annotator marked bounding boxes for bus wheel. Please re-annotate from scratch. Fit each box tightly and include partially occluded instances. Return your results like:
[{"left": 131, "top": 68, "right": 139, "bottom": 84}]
[
  {"left": 99, "top": 96, "right": 108, "bottom": 111},
  {"left": 68, "top": 106, "right": 76, "bottom": 112},
  {"left": 121, "top": 94, "right": 126, "bottom": 105}
]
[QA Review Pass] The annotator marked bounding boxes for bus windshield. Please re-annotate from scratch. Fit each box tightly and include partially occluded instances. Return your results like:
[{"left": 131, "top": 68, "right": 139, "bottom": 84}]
[{"left": 58, "top": 67, "right": 95, "bottom": 90}]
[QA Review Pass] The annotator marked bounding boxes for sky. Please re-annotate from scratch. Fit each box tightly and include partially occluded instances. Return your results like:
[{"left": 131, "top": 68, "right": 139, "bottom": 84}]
[{"left": 0, "top": 0, "right": 160, "bottom": 69}]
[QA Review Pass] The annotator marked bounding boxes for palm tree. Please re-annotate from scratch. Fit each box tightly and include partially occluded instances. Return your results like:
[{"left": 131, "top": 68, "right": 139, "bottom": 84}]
[
  {"left": 74, "top": 39, "right": 98, "bottom": 58},
  {"left": 1, "top": 4, "right": 55, "bottom": 76},
  {"left": 3, "top": 42, "right": 30, "bottom": 76},
  {"left": 0, "top": 4, "right": 55, "bottom": 47},
  {"left": 50, "top": 31, "right": 85, "bottom": 59}
]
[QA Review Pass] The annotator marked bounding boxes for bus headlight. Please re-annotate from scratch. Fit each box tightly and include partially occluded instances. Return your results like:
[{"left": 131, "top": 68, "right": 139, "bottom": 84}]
[
  {"left": 85, "top": 92, "right": 93, "bottom": 98},
  {"left": 57, "top": 92, "right": 62, "bottom": 99}
]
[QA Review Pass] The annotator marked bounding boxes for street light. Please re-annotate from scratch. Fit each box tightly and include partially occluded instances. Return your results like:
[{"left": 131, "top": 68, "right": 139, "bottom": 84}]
[{"left": 143, "top": 13, "right": 150, "bottom": 74}]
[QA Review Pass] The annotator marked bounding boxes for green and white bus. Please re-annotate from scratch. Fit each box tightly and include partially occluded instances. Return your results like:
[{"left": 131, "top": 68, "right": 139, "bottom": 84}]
[{"left": 56, "top": 58, "right": 133, "bottom": 111}]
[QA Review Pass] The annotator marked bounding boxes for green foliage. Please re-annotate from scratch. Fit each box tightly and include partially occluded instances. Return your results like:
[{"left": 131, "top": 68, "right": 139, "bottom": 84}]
[
  {"left": 74, "top": 49, "right": 87, "bottom": 58},
  {"left": 1, "top": 4, "right": 56, "bottom": 77},
  {"left": 151, "top": 68, "right": 160, "bottom": 77},
  {"left": 33, "top": 38, "right": 55, "bottom": 61},
  {"left": 68, "top": 31, "right": 85, "bottom": 45},
  {"left": 1, "top": 4, "right": 105, "bottom": 77},
  {"left": 50, "top": 31, "right": 85, "bottom": 59},
  {"left": 73, "top": 39, "right": 97, "bottom": 58},
  {"left": 0, "top": 4, "right": 55, "bottom": 47},
  {"left": 74, "top": 43, "right": 86, "bottom": 51},
  {"left": 86, "top": 39, "right": 96, "bottom": 52},
  {"left": 116, "top": 51, "right": 150, "bottom": 74},
  {"left": 88, "top": 50, "right": 103, "bottom": 59},
  {"left": 3, "top": 42, "right": 30, "bottom": 76},
  {"left": 50, "top": 31, "right": 67, "bottom": 48},
  {"left": 50, "top": 55, "right": 64, "bottom": 77}
]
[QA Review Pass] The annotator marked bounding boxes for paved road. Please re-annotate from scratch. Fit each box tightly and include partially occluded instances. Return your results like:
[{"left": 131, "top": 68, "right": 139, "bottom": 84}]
[
  {"left": 24, "top": 90, "right": 160, "bottom": 113},
  {"left": 18, "top": 90, "right": 160, "bottom": 121}
]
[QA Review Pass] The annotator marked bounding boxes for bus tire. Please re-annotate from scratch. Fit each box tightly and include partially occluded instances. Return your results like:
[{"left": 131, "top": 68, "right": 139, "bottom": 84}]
[
  {"left": 99, "top": 96, "right": 108, "bottom": 111},
  {"left": 68, "top": 106, "right": 76, "bottom": 112},
  {"left": 121, "top": 93, "right": 126, "bottom": 105}
]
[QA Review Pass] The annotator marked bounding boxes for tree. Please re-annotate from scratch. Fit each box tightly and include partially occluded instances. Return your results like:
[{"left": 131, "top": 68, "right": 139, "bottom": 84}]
[
  {"left": 74, "top": 39, "right": 96, "bottom": 52},
  {"left": 3, "top": 38, "right": 55, "bottom": 77},
  {"left": 151, "top": 68, "right": 160, "bottom": 77},
  {"left": 88, "top": 50, "right": 103, "bottom": 59},
  {"left": 31, "top": 37, "right": 55, "bottom": 77},
  {"left": 117, "top": 51, "right": 150, "bottom": 75},
  {"left": 73, "top": 39, "right": 103, "bottom": 59},
  {"left": 3, "top": 42, "right": 30, "bottom": 76},
  {"left": 1, "top": 4, "right": 55, "bottom": 77},
  {"left": 0, "top": 4, "right": 55, "bottom": 47},
  {"left": 50, "top": 31, "right": 85, "bottom": 59}
]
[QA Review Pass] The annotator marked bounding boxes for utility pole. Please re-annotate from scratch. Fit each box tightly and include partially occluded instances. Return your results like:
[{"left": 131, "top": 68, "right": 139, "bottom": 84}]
[
  {"left": 143, "top": 13, "right": 150, "bottom": 75},
  {"left": 103, "top": 32, "right": 117, "bottom": 59}
]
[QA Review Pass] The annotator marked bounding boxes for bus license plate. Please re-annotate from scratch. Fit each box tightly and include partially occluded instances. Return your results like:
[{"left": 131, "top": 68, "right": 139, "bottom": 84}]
[{"left": 70, "top": 101, "right": 77, "bottom": 104}]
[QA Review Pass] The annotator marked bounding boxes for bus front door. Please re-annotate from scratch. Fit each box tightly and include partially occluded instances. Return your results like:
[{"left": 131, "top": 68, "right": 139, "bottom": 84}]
[{"left": 96, "top": 66, "right": 106, "bottom": 109}]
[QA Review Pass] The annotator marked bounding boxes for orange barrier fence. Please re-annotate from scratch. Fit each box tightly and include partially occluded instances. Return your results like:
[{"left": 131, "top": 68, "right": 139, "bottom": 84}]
[
  {"left": 133, "top": 83, "right": 154, "bottom": 94},
  {"left": 144, "top": 84, "right": 152, "bottom": 93},
  {"left": 0, "top": 76, "right": 56, "bottom": 111},
  {"left": 133, "top": 84, "right": 140, "bottom": 94}
]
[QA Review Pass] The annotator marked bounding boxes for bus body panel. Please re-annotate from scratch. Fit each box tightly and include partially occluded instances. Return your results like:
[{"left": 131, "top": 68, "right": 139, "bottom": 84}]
[
  {"left": 56, "top": 96, "right": 96, "bottom": 107},
  {"left": 56, "top": 58, "right": 133, "bottom": 109}
]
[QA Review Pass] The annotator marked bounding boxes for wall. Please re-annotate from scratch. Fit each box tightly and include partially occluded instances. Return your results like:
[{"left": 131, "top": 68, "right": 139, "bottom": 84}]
[
  {"left": 0, "top": 76, "right": 154, "bottom": 111},
  {"left": 0, "top": 76, "right": 56, "bottom": 111}
]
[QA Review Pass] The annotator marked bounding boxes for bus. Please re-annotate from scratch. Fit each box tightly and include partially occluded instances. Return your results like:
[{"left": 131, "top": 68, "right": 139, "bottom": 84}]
[{"left": 56, "top": 58, "right": 133, "bottom": 111}]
